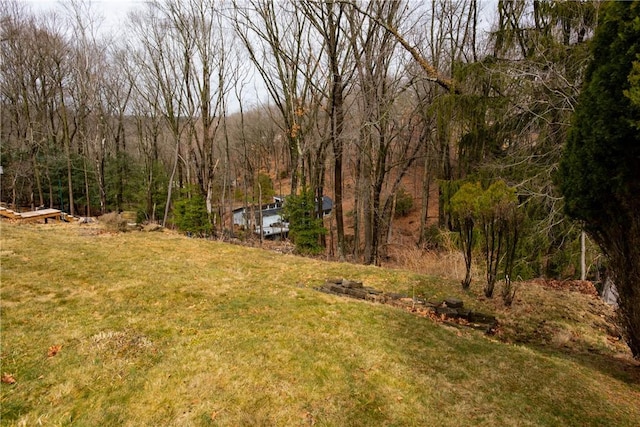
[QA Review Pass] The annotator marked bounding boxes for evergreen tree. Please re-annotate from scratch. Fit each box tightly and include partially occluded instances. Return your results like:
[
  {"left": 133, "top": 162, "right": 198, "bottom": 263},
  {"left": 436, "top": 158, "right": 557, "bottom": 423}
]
[
  {"left": 173, "top": 189, "right": 213, "bottom": 238},
  {"left": 283, "top": 188, "right": 326, "bottom": 255},
  {"left": 559, "top": 2, "right": 640, "bottom": 358}
]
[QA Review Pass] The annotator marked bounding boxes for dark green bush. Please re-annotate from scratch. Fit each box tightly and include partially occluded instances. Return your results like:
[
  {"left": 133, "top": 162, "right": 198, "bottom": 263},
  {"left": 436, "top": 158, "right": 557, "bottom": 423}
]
[
  {"left": 394, "top": 188, "right": 414, "bottom": 218},
  {"left": 173, "top": 191, "right": 212, "bottom": 237},
  {"left": 283, "top": 187, "right": 326, "bottom": 255}
]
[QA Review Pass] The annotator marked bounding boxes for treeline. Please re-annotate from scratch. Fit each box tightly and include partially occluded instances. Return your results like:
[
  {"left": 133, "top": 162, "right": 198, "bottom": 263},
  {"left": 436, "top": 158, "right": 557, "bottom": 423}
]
[{"left": 0, "top": 0, "right": 599, "bottom": 273}]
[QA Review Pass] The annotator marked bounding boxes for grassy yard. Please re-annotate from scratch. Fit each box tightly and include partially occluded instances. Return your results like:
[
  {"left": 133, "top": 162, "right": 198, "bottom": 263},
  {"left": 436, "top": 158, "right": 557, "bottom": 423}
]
[{"left": 1, "top": 222, "right": 639, "bottom": 426}]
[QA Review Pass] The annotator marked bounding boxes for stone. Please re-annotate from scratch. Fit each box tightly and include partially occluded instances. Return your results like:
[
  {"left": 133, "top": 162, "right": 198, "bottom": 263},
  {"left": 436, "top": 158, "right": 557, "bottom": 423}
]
[
  {"left": 327, "top": 284, "right": 347, "bottom": 294},
  {"left": 436, "top": 307, "right": 460, "bottom": 318},
  {"left": 444, "top": 297, "right": 464, "bottom": 308},
  {"left": 143, "top": 223, "right": 163, "bottom": 232},
  {"left": 342, "top": 280, "right": 363, "bottom": 289},
  {"left": 312, "top": 282, "right": 499, "bottom": 334},
  {"left": 366, "top": 294, "right": 383, "bottom": 302},
  {"left": 345, "top": 288, "right": 368, "bottom": 299},
  {"left": 468, "top": 312, "right": 496, "bottom": 324},
  {"left": 457, "top": 309, "right": 472, "bottom": 320}
]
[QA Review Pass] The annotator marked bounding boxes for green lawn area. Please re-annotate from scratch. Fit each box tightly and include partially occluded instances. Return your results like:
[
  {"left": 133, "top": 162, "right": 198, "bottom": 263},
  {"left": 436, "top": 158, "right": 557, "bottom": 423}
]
[{"left": 1, "top": 222, "right": 639, "bottom": 426}]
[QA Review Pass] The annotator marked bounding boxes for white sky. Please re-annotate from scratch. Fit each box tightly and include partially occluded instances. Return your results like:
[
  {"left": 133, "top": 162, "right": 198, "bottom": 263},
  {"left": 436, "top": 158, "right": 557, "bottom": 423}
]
[
  {"left": 21, "top": 0, "right": 499, "bottom": 112},
  {"left": 24, "top": 0, "right": 145, "bottom": 37},
  {"left": 22, "top": 0, "right": 266, "bottom": 111}
]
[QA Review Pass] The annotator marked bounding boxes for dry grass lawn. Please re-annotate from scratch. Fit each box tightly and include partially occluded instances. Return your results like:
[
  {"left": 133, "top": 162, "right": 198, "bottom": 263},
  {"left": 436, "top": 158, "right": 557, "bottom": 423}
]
[{"left": 1, "top": 221, "right": 639, "bottom": 426}]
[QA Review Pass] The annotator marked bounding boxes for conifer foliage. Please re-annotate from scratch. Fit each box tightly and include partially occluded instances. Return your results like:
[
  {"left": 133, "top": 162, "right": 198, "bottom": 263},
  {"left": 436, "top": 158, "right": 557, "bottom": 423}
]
[
  {"left": 559, "top": 2, "right": 640, "bottom": 358},
  {"left": 283, "top": 188, "right": 327, "bottom": 255}
]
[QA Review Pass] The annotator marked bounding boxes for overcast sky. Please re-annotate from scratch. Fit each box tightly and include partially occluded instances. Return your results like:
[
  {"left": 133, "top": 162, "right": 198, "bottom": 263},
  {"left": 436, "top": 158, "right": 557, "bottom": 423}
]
[
  {"left": 25, "top": 0, "right": 144, "bottom": 37},
  {"left": 21, "top": 0, "right": 498, "bottom": 112},
  {"left": 21, "top": 0, "right": 268, "bottom": 111}
]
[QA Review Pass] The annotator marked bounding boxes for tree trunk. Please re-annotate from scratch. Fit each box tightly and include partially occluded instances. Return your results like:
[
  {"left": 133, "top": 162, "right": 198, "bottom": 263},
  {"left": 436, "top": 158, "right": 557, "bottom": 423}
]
[
  {"left": 418, "top": 151, "right": 432, "bottom": 246},
  {"left": 580, "top": 230, "right": 586, "bottom": 281},
  {"left": 162, "top": 135, "right": 181, "bottom": 228},
  {"left": 367, "top": 175, "right": 384, "bottom": 265},
  {"left": 96, "top": 138, "right": 107, "bottom": 215},
  {"left": 57, "top": 78, "right": 75, "bottom": 216},
  {"left": 83, "top": 157, "right": 90, "bottom": 217},
  {"left": 332, "top": 72, "right": 345, "bottom": 260},
  {"left": 353, "top": 154, "right": 362, "bottom": 260}
]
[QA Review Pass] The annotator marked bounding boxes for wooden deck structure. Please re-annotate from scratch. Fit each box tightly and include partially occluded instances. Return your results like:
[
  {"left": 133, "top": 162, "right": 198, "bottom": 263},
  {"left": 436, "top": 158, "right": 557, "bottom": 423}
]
[{"left": 0, "top": 206, "right": 75, "bottom": 223}]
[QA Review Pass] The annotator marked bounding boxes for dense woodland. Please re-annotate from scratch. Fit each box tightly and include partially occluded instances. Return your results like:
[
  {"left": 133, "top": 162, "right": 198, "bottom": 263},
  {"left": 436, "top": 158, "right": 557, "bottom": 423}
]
[{"left": 0, "top": 0, "right": 603, "bottom": 270}]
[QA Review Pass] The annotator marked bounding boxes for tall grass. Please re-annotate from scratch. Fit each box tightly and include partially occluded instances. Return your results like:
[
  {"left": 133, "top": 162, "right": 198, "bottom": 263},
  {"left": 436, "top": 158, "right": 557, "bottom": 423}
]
[
  {"left": 1, "top": 222, "right": 638, "bottom": 426},
  {"left": 384, "top": 228, "right": 487, "bottom": 292},
  {"left": 387, "top": 244, "right": 481, "bottom": 283}
]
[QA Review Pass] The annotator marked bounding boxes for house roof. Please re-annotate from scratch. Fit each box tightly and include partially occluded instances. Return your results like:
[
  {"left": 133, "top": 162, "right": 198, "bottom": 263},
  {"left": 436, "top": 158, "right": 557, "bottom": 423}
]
[
  {"left": 320, "top": 196, "right": 333, "bottom": 212},
  {"left": 232, "top": 196, "right": 333, "bottom": 215}
]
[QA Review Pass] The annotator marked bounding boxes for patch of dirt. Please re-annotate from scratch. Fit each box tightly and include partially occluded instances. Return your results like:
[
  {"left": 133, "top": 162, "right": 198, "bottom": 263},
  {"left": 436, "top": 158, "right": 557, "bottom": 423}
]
[{"left": 82, "top": 329, "right": 154, "bottom": 359}]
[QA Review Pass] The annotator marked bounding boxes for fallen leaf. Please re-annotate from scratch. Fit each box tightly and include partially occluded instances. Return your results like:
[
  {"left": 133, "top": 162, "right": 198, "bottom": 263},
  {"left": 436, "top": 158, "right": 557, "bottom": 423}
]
[
  {"left": 302, "top": 411, "right": 315, "bottom": 425},
  {"left": 1, "top": 373, "right": 16, "bottom": 384},
  {"left": 48, "top": 345, "right": 62, "bottom": 357}
]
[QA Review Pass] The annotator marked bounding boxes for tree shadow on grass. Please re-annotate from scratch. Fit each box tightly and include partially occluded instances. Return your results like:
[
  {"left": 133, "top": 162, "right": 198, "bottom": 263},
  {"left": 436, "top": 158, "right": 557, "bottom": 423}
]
[
  {"left": 524, "top": 342, "right": 640, "bottom": 385},
  {"left": 376, "top": 304, "right": 640, "bottom": 426}
]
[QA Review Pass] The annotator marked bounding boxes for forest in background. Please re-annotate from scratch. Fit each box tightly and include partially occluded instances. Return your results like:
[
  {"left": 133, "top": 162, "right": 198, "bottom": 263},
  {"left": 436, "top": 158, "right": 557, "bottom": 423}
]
[{"left": 0, "top": 0, "right": 600, "bottom": 275}]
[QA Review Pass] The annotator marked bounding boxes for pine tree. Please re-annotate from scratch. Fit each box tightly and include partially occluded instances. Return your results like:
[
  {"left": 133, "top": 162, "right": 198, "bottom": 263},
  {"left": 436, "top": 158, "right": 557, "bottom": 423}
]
[
  {"left": 282, "top": 188, "right": 327, "bottom": 255},
  {"left": 559, "top": 2, "right": 640, "bottom": 358}
]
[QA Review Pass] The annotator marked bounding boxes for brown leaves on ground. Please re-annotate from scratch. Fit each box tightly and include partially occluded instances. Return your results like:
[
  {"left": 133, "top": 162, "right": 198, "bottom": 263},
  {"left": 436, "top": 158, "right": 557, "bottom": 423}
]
[
  {"left": 47, "top": 344, "right": 62, "bottom": 357},
  {"left": 536, "top": 279, "right": 599, "bottom": 297},
  {"left": 404, "top": 304, "right": 478, "bottom": 331},
  {"left": 1, "top": 373, "right": 16, "bottom": 384}
]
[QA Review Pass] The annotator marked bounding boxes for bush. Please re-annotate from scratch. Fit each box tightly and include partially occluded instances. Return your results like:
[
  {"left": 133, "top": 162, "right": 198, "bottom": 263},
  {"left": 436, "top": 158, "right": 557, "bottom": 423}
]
[
  {"left": 420, "top": 224, "right": 443, "bottom": 250},
  {"left": 394, "top": 188, "right": 414, "bottom": 218},
  {"left": 100, "top": 212, "right": 129, "bottom": 233},
  {"left": 283, "top": 187, "right": 326, "bottom": 255},
  {"left": 173, "top": 192, "right": 212, "bottom": 237}
]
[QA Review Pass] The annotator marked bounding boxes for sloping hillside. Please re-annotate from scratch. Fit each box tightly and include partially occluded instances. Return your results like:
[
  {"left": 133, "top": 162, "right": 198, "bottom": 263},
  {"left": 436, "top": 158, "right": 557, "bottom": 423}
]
[{"left": 1, "top": 222, "right": 638, "bottom": 426}]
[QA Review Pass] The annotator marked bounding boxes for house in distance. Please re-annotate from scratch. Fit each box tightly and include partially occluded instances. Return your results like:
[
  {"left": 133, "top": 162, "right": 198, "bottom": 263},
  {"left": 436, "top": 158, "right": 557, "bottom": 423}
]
[{"left": 232, "top": 195, "right": 333, "bottom": 238}]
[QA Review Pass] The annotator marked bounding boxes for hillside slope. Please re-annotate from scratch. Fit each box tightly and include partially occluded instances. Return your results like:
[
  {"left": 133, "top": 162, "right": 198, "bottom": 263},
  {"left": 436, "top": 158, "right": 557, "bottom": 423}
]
[{"left": 1, "top": 222, "right": 638, "bottom": 426}]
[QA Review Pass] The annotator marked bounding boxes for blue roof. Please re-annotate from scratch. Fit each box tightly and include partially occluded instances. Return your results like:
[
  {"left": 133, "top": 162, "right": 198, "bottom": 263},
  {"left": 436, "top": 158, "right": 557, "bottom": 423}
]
[{"left": 321, "top": 196, "right": 333, "bottom": 212}]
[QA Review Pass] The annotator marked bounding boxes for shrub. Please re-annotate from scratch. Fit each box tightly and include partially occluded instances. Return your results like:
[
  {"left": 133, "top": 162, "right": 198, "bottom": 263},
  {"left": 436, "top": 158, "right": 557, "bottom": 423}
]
[
  {"left": 449, "top": 182, "right": 483, "bottom": 289},
  {"left": 394, "top": 188, "right": 414, "bottom": 218},
  {"left": 476, "top": 180, "right": 520, "bottom": 299},
  {"left": 420, "top": 224, "right": 443, "bottom": 250},
  {"left": 283, "top": 187, "right": 326, "bottom": 255},
  {"left": 173, "top": 192, "right": 212, "bottom": 237},
  {"left": 100, "top": 212, "right": 129, "bottom": 233}
]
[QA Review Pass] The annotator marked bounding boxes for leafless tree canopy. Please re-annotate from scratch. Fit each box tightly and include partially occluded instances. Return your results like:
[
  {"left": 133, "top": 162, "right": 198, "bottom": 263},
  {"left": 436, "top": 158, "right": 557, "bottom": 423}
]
[{"left": 1, "top": 0, "right": 599, "bottom": 270}]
